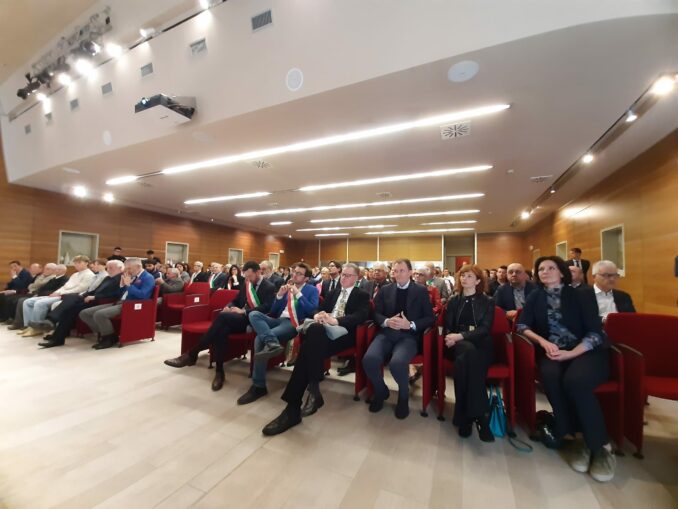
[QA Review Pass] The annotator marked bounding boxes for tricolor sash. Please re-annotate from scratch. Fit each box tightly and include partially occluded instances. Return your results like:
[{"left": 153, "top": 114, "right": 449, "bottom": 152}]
[
  {"left": 245, "top": 280, "right": 260, "bottom": 309},
  {"left": 286, "top": 291, "right": 300, "bottom": 328}
]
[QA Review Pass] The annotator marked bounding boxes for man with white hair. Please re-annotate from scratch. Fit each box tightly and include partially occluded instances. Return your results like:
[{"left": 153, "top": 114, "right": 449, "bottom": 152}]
[
  {"left": 1, "top": 263, "right": 55, "bottom": 323},
  {"left": 7, "top": 265, "right": 68, "bottom": 330},
  {"left": 358, "top": 262, "right": 391, "bottom": 300},
  {"left": 156, "top": 267, "right": 184, "bottom": 305},
  {"left": 189, "top": 261, "right": 207, "bottom": 283},
  {"left": 580, "top": 260, "right": 635, "bottom": 322},
  {"left": 261, "top": 260, "right": 284, "bottom": 291}
]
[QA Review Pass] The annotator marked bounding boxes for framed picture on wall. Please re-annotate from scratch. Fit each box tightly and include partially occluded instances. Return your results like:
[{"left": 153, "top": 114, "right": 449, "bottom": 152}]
[
  {"left": 228, "top": 248, "right": 243, "bottom": 267},
  {"left": 268, "top": 252, "right": 280, "bottom": 269},
  {"left": 166, "top": 242, "right": 189, "bottom": 266},
  {"left": 601, "top": 224, "right": 625, "bottom": 276},
  {"left": 58, "top": 230, "right": 99, "bottom": 266},
  {"left": 555, "top": 241, "right": 568, "bottom": 260}
]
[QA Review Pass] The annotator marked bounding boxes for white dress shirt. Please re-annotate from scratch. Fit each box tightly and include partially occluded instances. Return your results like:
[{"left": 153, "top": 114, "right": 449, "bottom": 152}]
[
  {"left": 331, "top": 285, "right": 354, "bottom": 318},
  {"left": 594, "top": 283, "right": 617, "bottom": 320}
]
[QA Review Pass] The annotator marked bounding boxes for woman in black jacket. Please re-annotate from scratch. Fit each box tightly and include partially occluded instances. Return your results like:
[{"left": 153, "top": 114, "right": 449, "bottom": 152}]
[
  {"left": 444, "top": 264, "right": 496, "bottom": 442},
  {"left": 226, "top": 264, "right": 244, "bottom": 290},
  {"left": 516, "top": 256, "right": 615, "bottom": 483}
]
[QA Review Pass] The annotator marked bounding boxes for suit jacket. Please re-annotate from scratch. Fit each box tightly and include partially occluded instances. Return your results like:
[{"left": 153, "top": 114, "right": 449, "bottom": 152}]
[
  {"left": 123, "top": 270, "right": 155, "bottom": 300},
  {"left": 49, "top": 275, "right": 124, "bottom": 323},
  {"left": 567, "top": 258, "right": 591, "bottom": 283},
  {"left": 191, "top": 271, "right": 209, "bottom": 283},
  {"left": 444, "top": 293, "right": 495, "bottom": 352},
  {"left": 229, "top": 277, "right": 276, "bottom": 316},
  {"left": 494, "top": 282, "right": 536, "bottom": 312},
  {"left": 159, "top": 278, "right": 185, "bottom": 296},
  {"left": 6, "top": 268, "right": 33, "bottom": 292},
  {"left": 36, "top": 275, "right": 69, "bottom": 296},
  {"left": 578, "top": 286, "right": 636, "bottom": 314},
  {"left": 358, "top": 278, "right": 391, "bottom": 300},
  {"left": 374, "top": 281, "right": 435, "bottom": 340},
  {"left": 267, "top": 273, "right": 284, "bottom": 291},
  {"left": 207, "top": 272, "right": 227, "bottom": 290},
  {"left": 320, "top": 277, "right": 341, "bottom": 300},
  {"left": 318, "top": 286, "right": 370, "bottom": 342},
  {"left": 270, "top": 283, "right": 319, "bottom": 322}
]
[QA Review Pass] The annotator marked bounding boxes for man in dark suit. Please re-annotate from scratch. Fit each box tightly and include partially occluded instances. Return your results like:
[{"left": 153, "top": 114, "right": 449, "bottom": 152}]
[
  {"left": 494, "top": 263, "right": 536, "bottom": 321},
  {"left": 7, "top": 265, "right": 69, "bottom": 330},
  {"left": 38, "top": 260, "right": 126, "bottom": 348},
  {"left": 358, "top": 262, "right": 391, "bottom": 301},
  {"left": 582, "top": 260, "right": 635, "bottom": 322},
  {"left": 262, "top": 263, "right": 370, "bottom": 435},
  {"left": 189, "top": 261, "right": 208, "bottom": 283},
  {"left": 164, "top": 261, "right": 276, "bottom": 391},
  {"left": 488, "top": 265, "right": 508, "bottom": 295},
  {"left": 362, "top": 258, "right": 435, "bottom": 419},
  {"left": 261, "top": 260, "right": 284, "bottom": 291},
  {"left": 569, "top": 265, "right": 589, "bottom": 289},
  {"left": 567, "top": 248, "right": 591, "bottom": 284},
  {"left": 205, "top": 262, "right": 227, "bottom": 290},
  {"left": 320, "top": 260, "right": 342, "bottom": 300}
]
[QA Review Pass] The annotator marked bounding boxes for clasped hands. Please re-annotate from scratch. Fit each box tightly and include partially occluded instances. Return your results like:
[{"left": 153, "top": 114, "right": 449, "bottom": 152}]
[
  {"left": 387, "top": 312, "right": 411, "bottom": 331},
  {"left": 277, "top": 282, "right": 299, "bottom": 298},
  {"left": 539, "top": 338, "right": 577, "bottom": 362},
  {"left": 313, "top": 311, "right": 338, "bottom": 326},
  {"left": 444, "top": 333, "right": 464, "bottom": 347}
]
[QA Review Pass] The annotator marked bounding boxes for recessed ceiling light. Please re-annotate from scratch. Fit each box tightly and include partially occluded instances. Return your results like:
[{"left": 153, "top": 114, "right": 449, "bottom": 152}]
[
  {"left": 270, "top": 221, "right": 292, "bottom": 226},
  {"left": 420, "top": 220, "right": 477, "bottom": 226},
  {"left": 650, "top": 76, "right": 675, "bottom": 96},
  {"left": 365, "top": 228, "right": 474, "bottom": 235},
  {"left": 36, "top": 92, "right": 47, "bottom": 101},
  {"left": 62, "top": 167, "right": 80, "bottom": 174},
  {"left": 549, "top": 187, "right": 556, "bottom": 194},
  {"left": 106, "top": 175, "right": 139, "bottom": 186},
  {"left": 56, "top": 73, "right": 72, "bottom": 86},
  {"left": 315, "top": 233, "right": 350, "bottom": 237},
  {"left": 148, "top": 104, "right": 509, "bottom": 177},
  {"left": 75, "top": 59, "right": 94, "bottom": 76},
  {"left": 520, "top": 210, "right": 531, "bottom": 220},
  {"left": 297, "top": 224, "right": 397, "bottom": 232},
  {"left": 310, "top": 209, "right": 480, "bottom": 223},
  {"left": 103, "top": 192, "right": 115, "bottom": 203},
  {"left": 581, "top": 153, "right": 594, "bottom": 164},
  {"left": 184, "top": 191, "right": 271, "bottom": 205},
  {"left": 105, "top": 43, "right": 123, "bottom": 58},
  {"left": 72, "top": 185, "right": 87, "bottom": 198},
  {"left": 298, "top": 165, "right": 492, "bottom": 192},
  {"left": 625, "top": 111, "right": 638, "bottom": 123},
  {"left": 235, "top": 193, "right": 483, "bottom": 217},
  {"left": 139, "top": 27, "right": 157, "bottom": 38}
]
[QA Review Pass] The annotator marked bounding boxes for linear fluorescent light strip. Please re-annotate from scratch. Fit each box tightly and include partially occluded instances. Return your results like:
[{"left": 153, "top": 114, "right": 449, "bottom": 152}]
[
  {"left": 315, "top": 233, "right": 350, "bottom": 237},
  {"left": 270, "top": 221, "right": 292, "bottom": 225},
  {"left": 298, "top": 165, "right": 492, "bottom": 192},
  {"left": 297, "top": 224, "right": 396, "bottom": 232},
  {"left": 235, "top": 193, "right": 483, "bottom": 217},
  {"left": 366, "top": 228, "right": 475, "bottom": 235},
  {"left": 309, "top": 209, "right": 480, "bottom": 223},
  {"left": 420, "top": 220, "right": 477, "bottom": 225},
  {"left": 184, "top": 191, "right": 271, "bottom": 205}
]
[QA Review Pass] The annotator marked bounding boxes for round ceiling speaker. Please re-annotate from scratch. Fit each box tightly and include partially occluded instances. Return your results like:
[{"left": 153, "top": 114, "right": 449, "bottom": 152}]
[
  {"left": 102, "top": 130, "right": 113, "bottom": 146},
  {"left": 286, "top": 68, "right": 304, "bottom": 91},
  {"left": 447, "top": 60, "right": 479, "bottom": 82}
]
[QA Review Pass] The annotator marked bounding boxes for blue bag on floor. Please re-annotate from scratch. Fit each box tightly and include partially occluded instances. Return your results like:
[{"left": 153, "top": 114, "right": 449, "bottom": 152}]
[{"left": 488, "top": 385, "right": 507, "bottom": 438}]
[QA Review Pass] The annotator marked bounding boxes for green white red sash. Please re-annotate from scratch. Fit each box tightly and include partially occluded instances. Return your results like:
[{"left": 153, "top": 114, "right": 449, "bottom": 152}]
[
  {"left": 286, "top": 291, "right": 300, "bottom": 328},
  {"left": 246, "top": 280, "right": 260, "bottom": 309}
]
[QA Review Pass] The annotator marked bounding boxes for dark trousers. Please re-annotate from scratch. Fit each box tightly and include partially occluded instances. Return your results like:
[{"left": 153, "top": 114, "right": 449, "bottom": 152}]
[
  {"left": 190, "top": 312, "right": 248, "bottom": 372},
  {"left": 539, "top": 346, "right": 610, "bottom": 452},
  {"left": 48, "top": 298, "right": 89, "bottom": 344},
  {"left": 281, "top": 323, "right": 355, "bottom": 408},
  {"left": 444, "top": 340, "right": 492, "bottom": 422},
  {"left": 0, "top": 294, "right": 22, "bottom": 321},
  {"left": 362, "top": 330, "right": 418, "bottom": 400}
]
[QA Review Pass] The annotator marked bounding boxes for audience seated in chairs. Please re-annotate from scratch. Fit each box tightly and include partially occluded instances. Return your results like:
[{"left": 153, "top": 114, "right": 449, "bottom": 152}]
[
  {"left": 516, "top": 255, "right": 616, "bottom": 483},
  {"left": 1, "top": 263, "right": 51, "bottom": 324},
  {"left": 262, "top": 263, "right": 370, "bottom": 436},
  {"left": 320, "top": 260, "right": 342, "bottom": 300},
  {"left": 425, "top": 262, "right": 450, "bottom": 306},
  {"left": 582, "top": 260, "right": 635, "bottom": 322},
  {"left": 443, "top": 264, "right": 496, "bottom": 442},
  {"left": 362, "top": 258, "right": 435, "bottom": 419},
  {"left": 78, "top": 257, "right": 154, "bottom": 349},
  {"left": 8, "top": 265, "right": 68, "bottom": 331},
  {"left": 488, "top": 265, "right": 507, "bottom": 295},
  {"left": 189, "top": 261, "right": 207, "bottom": 283},
  {"left": 494, "top": 262, "right": 536, "bottom": 321},
  {"left": 174, "top": 262, "right": 191, "bottom": 284},
  {"left": 163, "top": 260, "right": 275, "bottom": 391},
  {"left": 241, "top": 262, "right": 319, "bottom": 405}
]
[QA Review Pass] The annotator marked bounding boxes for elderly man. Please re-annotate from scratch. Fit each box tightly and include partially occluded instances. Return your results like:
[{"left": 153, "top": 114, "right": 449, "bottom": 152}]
[
  {"left": 261, "top": 260, "right": 284, "bottom": 291},
  {"left": 20, "top": 256, "right": 94, "bottom": 337},
  {"left": 78, "top": 257, "right": 155, "bottom": 349},
  {"left": 206, "top": 262, "right": 227, "bottom": 290},
  {"left": 156, "top": 267, "right": 185, "bottom": 305},
  {"left": 0, "top": 262, "right": 35, "bottom": 313},
  {"left": 424, "top": 262, "right": 450, "bottom": 306},
  {"left": 189, "top": 261, "right": 207, "bottom": 283},
  {"left": 359, "top": 262, "right": 391, "bottom": 300},
  {"left": 38, "top": 260, "right": 126, "bottom": 348},
  {"left": 9, "top": 265, "right": 68, "bottom": 330},
  {"left": 580, "top": 260, "right": 635, "bottom": 322},
  {"left": 1, "top": 263, "right": 53, "bottom": 323},
  {"left": 569, "top": 265, "right": 588, "bottom": 289},
  {"left": 494, "top": 263, "right": 536, "bottom": 320}
]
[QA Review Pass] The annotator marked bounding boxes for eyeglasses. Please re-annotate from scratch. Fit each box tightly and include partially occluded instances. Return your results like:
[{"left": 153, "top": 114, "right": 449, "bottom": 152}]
[
  {"left": 340, "top": 273, "right": 358, "bottom": 278},
  {"left": 597, "top": 273, "right": 620, "bottom": 279},
  {"left": 292, "top": 270, "right": 307, "bottom": 277}
]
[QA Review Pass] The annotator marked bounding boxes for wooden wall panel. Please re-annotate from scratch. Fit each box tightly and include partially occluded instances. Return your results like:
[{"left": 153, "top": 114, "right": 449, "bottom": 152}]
[
  {"left": 524, "top": 130, "right": 678, "bottom": 315},
  {"left": 476, "top": 233, "right": 529, "bottom": 269},
  {"left": 347, "top": 238, "right": 378, "bottom": 261},
  {"left": 319, "top": 239, "right": 348, "bottom": 263},
  {"left": 380, "top": 236, "right": 442, "bottom": 262}
]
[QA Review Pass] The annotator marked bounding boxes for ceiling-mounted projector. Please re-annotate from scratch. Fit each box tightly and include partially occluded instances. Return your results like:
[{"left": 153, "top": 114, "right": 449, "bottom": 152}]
[{"left": 134, "top": 94, "right": 196, "bottom": 125}]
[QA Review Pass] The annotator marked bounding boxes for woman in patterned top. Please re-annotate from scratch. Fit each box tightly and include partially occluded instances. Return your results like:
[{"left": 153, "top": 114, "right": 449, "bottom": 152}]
[{"left": 517, "top": 256, "right": 615, "bottom": 483}]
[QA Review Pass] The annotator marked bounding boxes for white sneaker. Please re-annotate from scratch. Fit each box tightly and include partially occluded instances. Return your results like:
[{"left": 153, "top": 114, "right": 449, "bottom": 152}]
[
  {"left": 568, "top": 442, "right": 591, "bottom": 474},
  {"left": 590, "top": 446, "right": 616, "bottom": 482}
]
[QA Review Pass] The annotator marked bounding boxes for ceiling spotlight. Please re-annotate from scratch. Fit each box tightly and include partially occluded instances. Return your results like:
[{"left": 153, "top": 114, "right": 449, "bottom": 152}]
[
  {"left": 73, "top": 186, "right": 88, "bottom": 198},
  {"left": 16, "top": 88, "right": 29, "bottom": 100},
  {"left": 35, "top": 70, "right": 52, "bottom": 85},
  {"left": 625, "top": 111, "right": 638, "bottom": 123},
  {"left": 103, "top": 192, "right": 115, "bottom": 203},
  {"left": 56, "top": 73, "right": 72, "bottom": 86},
  {"left": 520, "top": 210, "right": 531, "bottom": 220},
  {"left": 650, "top": 76, "right": 675, "bottom": 96},
  {"left": 75, "top": 59, "right": 95, "bottom": 76},
  {"left": 36, "top": 92, "right": 47, "bottom": 101},
  {"left": 105, "top": 43, "right": 123, "bottom": 58},
  {"left": 139, "top": 27, "right": 157, "bottom": 38},
  {"left": 549, "top": 187, "right": 556, "bottom": 194},
  {"left": 199, "top": 0, "right": 215, "bottom": 9},
  {"left": 80, "top": 40, "right": 101, "bottom": 55},
  {"left": 581, "top": 153, "right": 594, "bottom": 164}
]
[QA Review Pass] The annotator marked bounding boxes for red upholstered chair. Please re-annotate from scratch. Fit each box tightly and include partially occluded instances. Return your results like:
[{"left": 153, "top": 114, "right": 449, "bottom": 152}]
[
  {"left": 74, "top": 297, "right": 117, "bottom": 337},
  {"left": 513, "top": 332, "right": 625, "bottom": 453},
  {"left": 111, "top": 286, "right": 161, "bottom": 347},
  {"left": 320, "top": 321, "right": 372, "bottom": 400},
  {"left": 436, "top": 306, "right": 515, "bottom": 426},
  {"left": 179, "top": 290, "right": 239, "bottom": 354},
  {"left": 159, "top": 283, "right": 212, "bottom": 329},
  {"left": 604, "top": 313, "right": 678, "bottom": 458}
]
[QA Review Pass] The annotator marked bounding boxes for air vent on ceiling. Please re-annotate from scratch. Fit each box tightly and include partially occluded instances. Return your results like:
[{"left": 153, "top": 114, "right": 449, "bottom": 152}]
[
  {"left": 101, "top": 82, "right": 113, "bottom": 95},
  {"left": 529, "top": 175, "right": 553, "bottom": 183},
  {"left": 70, "top": 98, "right": 79, "bottom": 111},
  {"left": 44, "top": 112, "right": 53, "bottom": 125},
  {"left": 24, "top": 124, "right": 31, "bottom": 135},
  {"left": 140, "top": 62, "right": 154, "bottom": 77},
  {"left": 251, "top": 10, "right": 273, "bottom": 32},
  {"left": 376, "top": 191, "right": 392, "bottom": 199},
  {"left": 250, "top": 160, "right": 272, "bottom": 169},
  {"left": 440, "top": 121, "right": 471, "bottom": 140},
  {"left": 137, "top": 181, "right": 153, "bottom": 188},
  {"left": 190, "top": 38, "right": 207, "bottom": 56}
]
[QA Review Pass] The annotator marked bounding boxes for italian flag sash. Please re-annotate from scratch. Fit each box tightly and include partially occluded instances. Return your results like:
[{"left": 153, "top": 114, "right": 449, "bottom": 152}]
[
  {"left": 286, "top": 291, "right": 300, "bottom": 328},
  {"left": 246, "top": 280, "right": 260, "bottom": 309}
]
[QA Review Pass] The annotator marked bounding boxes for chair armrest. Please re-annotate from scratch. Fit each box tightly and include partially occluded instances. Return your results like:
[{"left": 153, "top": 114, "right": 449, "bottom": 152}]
[
  {"left": 182, "top": 304, "right": 211, "bottom": 324},
  {"left": 616, "top": 343, "right": 645, "bottom": 380},
  {"left": 608, "top": 345, "right": 624, "bottom": 382}
]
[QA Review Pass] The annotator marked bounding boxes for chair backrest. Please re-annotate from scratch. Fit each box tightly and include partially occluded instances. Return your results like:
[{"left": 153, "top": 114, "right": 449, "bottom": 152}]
[
  {"left": 209, "top": 289, "right": 239, "bottom": 310},
  {"left": 605, "top": 312, "right": 678, "bottom": 377},
  {"left": 186, "top": 282, "right": 210, "bottom": 296},
  {"left": 491, "top": 306, "right": 510, "bottom": 364}
]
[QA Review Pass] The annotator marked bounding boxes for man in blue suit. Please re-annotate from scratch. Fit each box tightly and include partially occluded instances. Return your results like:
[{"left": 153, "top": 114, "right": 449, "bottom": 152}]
[
  {"left": 238, "top": 262, "right": 319, "bottom": 405},
  {"left": 494, "top": 263, "right": 536, "bottom": 321}
]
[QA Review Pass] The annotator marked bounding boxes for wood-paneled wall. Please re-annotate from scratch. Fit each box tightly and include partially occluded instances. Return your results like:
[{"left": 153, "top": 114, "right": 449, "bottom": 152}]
[
  {"left": 476, "top": 232, "right": 529, "bottom": 269},
  {"left": 524, "top": 130, "right": 678, "bottom": 315}
]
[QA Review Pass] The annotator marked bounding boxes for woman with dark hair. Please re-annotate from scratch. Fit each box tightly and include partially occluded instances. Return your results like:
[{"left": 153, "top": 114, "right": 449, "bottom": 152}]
[
  {"left": 516, "top": 256, "right": 614, "bottom": 482},
  {"left": 175, "top": 262, "right": 190, "bottom": 284},
  {"left": 227, "top": 265, "right": 244, "bottom": 290},
  {"left": 443, "top": 264, "right": 496, "bottom": 441}
]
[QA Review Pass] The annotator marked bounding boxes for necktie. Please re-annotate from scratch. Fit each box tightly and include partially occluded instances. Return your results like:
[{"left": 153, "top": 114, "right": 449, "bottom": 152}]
[
  {"left": 335, "top": 289, "right": 348, "bottom": 318},
  {"left": 575, "top": 259, "right": 580, "bottom": 268},
  {"left": 329, "top": 279, "right": 336, "bottom": 293},
  {"left": 373, "top": 284, "right": 379, "bottom": 299}
]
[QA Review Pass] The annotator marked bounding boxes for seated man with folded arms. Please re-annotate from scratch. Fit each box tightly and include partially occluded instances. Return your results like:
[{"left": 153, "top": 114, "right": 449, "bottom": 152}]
[
  {"left": 21, "top": 256, "right": 94, "bottom": 337},
  {"left": 580, "top": 260, "right": 635, "bottom": 322},
  {"left": 494, "top": 263, "right": 536, "bottom": 321},
  {"left": 38, "top": 260, "right": 125, "bottom": 348},
  {"left": 262, "top": 263, "right": 370, "bottom": 435},
  {"left": 1, "top": 263, "right": 52, "bottom": 324},
  {"left": 78, "top": 257, "right": 155, "bottom": 349},
  {"left": 362, "top": 258, "right": 435, "bottom": 419},
  {"left": 10, "top": 265, "right": 68, "bottom": 331},
  {"left": 238, "top": 262, "right": 319, "bottom": 405},
  {"left": 164, "top": 261, "right": 275, "bottom": 391}
]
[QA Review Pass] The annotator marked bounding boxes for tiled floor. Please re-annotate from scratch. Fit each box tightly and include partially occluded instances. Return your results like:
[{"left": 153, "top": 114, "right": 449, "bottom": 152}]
[{"left": 1, "top": 327, "right": 676, "bottom": 509}]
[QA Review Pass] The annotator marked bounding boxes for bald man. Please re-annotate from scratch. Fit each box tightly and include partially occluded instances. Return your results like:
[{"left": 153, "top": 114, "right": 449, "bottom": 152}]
[{"left": 494, "top": 263, "right": 536, "bottom": 320}]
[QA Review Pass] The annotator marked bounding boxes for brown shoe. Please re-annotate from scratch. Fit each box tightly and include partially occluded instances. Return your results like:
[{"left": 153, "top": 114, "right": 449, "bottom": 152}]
[
  {"left": 164, "top": 352, "right": 197, "bottom": 368},
  {"left": 22, "top": 327, "right": 42, "bottom": 337},
  {"left": 7, "top": 323, "right": 22, "bottom": 330}
]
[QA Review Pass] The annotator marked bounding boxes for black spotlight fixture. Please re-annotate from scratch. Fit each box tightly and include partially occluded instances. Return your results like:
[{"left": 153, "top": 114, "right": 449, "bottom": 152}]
[
  {"left": 79, "top": 40, "right": 101, "bottom": 55},
  {"left": 26, "top": 80, "right": 41, "bottom": 94},
  {"left": 54, "top": 60, "right": 71, "bottom": 74},
  {"left": 36, "top": 70, "right": 52, "bottom": 86},
  {"left": 16, "top": 87, "right": 29, "bottom": 100}
]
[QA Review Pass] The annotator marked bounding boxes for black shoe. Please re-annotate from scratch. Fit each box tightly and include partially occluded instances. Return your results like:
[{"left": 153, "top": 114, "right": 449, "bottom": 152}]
[
  {"left": 395, "top": 398, "right": 410, "bottom": 419},
  {"left": 211, "top": 371, "right": 225, "bottom": 391},
  {"left": 458, "top": 419, "right": 472, "bottom": 438},
  {"left": 7, "top": 323, "right": 22, "bottom": 330},
  {"left": 164, "top": 352, "right": 197, "bottom": 368},
  {"left": 254, "top": 342, "right": 284, "bottom": 361},
  {"left": 538, "top": 422, "right": 563, "bottom": 449},
  {"left": 38, "top": 340, "right": 64, "bottom": 348},
  {"left": 477, "top": 415, "right": 495, "bottom": 442},
  {"left": 301, "top": 390, "right": 325, "bottom": 417},
  {"left": 337, "top": 358, "right": 356, "bottom": 376},
  {"left": 94, "top": 334, "right": 118, "bottom": 350},
  {"left": 368, "top": 389, "right": 390, "bottom": 413},
  {"left": 262, "top": 407, "right": 302, "bottom": 436},
  {"left": 43, "top": 333, "right": 54, "bottom": 341},
  {"left": 237, "top": 385, "right": 268, "bottom": 405}
]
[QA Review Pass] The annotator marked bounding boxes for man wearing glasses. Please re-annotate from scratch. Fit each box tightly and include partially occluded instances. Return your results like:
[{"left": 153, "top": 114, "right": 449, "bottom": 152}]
[
  {"left": 262, "top": 263, "right": 370, "bottom": 435},
  {"left": 583, "top": 260, "right": 635, "bottom": 322},
  {"left": 238, "top": 262, "right": 319, "bottom": 405}
]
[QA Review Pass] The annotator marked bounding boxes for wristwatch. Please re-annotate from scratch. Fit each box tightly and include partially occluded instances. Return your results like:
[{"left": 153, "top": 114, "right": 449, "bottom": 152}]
[{"left": 409, "top": 321, "right": 416, "bottom": 331}]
